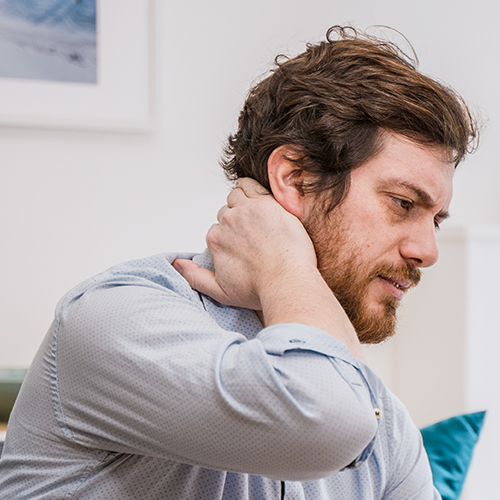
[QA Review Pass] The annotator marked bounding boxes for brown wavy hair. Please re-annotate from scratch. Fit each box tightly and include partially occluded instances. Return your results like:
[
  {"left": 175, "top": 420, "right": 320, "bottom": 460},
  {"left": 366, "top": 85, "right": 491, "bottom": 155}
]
[{"left": 221, "top": 26, "right": 478, "bottom": 210}]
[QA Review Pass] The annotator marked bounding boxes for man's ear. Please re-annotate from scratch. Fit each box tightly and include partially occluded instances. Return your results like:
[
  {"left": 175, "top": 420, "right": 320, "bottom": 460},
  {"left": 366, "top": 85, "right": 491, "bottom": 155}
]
[{"left": 267, "top": 145, "right": 311, "bottom": 220}]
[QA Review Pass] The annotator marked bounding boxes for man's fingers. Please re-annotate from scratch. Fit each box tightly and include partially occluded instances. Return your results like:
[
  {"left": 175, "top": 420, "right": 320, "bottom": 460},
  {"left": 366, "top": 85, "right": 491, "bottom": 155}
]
[
  {"left": 225, "top": 178, "right": 270, "bottom": 212},
  {"left": 226, "top": 187, "right": 246, "bottom": 208},
  {"left": 172, "top": 259, "right": 230, "bottom": 304},
  {"left": 172, "top": 259, "right": 212, "bottom": 292},
  {"left": 235, "top": 177, "right": 270, "bottom": 198},
  {"left": 216, "top": 205, "right": 229, "bottom": 223}
]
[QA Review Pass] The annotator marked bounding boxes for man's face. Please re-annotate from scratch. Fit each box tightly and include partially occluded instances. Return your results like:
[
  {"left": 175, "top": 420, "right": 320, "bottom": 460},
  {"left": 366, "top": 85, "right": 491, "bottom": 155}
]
[{"left": 302, "top": 133, "right": 454, "bottom": 344}]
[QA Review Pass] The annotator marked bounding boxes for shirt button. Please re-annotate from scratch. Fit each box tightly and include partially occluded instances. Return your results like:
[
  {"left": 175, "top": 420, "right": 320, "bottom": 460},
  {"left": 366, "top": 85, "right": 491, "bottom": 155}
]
[{"left": 374, "top": 408, "right": 382, "bottom": 419}]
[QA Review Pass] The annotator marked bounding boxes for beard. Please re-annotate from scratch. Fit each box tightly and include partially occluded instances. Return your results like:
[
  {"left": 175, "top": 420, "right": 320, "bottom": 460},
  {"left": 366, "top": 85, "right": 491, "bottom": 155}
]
[{"left": 303, "top": 207, "right": 421, "bottom": 344}]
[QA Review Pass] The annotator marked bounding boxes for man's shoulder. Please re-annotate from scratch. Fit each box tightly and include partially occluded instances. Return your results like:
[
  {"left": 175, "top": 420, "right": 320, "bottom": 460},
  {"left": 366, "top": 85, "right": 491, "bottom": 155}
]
[
  {"left": 54, "top": 252, "right": 203, "bottom": 318},
  {"left": 101, "top": 252, "right": 196, "bottom": 289}
]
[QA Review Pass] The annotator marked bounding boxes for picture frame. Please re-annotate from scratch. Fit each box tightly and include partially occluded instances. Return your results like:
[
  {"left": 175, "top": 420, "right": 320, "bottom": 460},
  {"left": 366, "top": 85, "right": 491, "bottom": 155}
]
[{"left": 0, "top": 0, "right": 152, "bottom": 132}]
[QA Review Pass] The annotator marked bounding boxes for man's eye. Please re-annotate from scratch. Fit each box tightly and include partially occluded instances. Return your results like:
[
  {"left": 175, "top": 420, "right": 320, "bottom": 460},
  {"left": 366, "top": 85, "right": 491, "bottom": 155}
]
[{"left": 393, "top": 197, "right": 413, "bottom": 211}]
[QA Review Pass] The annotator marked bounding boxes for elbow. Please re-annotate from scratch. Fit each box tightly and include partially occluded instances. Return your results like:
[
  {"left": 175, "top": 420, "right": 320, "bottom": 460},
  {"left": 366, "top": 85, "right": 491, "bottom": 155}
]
[
  {"left": 274, "top": 396, "right": 378, "bottom": 481},
  {"left": 316, "top": 399, "right": 378, "bottom": 475}
]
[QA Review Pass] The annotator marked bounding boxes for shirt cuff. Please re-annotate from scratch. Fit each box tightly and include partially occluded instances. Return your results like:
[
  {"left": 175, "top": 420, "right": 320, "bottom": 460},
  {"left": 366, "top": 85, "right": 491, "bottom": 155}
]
[{"left": 257, "top": 323, "right": 358, "bottom": 365}]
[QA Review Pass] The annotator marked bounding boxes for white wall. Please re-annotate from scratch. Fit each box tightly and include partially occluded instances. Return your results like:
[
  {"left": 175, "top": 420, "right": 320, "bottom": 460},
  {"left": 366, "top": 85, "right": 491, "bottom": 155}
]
[{"left": 2, "top": 0, "right": 500, "bottom": 495}]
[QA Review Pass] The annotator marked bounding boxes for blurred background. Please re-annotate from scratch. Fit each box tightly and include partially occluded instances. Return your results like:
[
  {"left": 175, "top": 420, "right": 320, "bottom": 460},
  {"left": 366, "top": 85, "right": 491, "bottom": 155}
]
[{"left": 1, "top": 0, "right": 499, "bottom": 497}]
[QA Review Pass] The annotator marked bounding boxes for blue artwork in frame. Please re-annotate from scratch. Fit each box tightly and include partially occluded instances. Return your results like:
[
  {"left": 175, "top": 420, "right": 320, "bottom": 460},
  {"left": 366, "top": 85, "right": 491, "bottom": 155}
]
[
  {"left": 0, "top": 0, "right": 150, "bottom": 132},
  {"left": 0, "top": 0, "right": 97, "bottom": 83}
]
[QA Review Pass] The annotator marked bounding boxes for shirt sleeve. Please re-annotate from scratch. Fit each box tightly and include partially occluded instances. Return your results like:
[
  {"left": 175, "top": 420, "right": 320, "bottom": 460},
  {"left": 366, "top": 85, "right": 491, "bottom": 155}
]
[{"left": 55, "top": 275, "right": 378, "bottom": 481}]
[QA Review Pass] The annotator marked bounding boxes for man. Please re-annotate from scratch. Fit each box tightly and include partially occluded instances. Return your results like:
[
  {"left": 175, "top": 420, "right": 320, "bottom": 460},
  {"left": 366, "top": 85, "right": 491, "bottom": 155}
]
[{"left": 0, "top": 26, "right": 476, "bottom": 499}]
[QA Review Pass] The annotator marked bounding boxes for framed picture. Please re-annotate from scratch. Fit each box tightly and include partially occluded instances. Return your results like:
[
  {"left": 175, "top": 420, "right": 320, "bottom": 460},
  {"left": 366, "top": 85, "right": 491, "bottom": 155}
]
[{"left": 0, "top": 0, "right": 151, "bottom": 132}]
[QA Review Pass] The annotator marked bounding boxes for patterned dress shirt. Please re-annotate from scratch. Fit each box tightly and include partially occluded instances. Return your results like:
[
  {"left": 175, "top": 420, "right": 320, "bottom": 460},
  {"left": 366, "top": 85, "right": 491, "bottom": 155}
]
[{"left": 0, "top": 251, "right": 440, "bottom": 499}]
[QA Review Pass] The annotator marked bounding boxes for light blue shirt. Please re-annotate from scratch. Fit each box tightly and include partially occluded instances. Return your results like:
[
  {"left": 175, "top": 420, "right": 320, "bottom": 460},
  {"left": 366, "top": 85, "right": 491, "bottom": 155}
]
[{"left": 0, "top": 251, "right": 440, "bottom": 499}]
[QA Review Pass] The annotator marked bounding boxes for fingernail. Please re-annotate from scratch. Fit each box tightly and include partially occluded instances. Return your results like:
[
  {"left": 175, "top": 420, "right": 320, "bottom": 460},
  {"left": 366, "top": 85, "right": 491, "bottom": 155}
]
[{"left": 172, "top": 260, "right": 183, "bottom": 274}]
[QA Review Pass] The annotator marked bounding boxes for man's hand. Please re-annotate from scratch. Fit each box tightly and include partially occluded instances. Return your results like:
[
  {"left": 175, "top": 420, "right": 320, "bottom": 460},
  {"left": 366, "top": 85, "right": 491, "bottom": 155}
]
[
  {"left": 173, "top": 177, "right": 363, "bottom": 359},
  {"left": 173, "top": 178, "right": 317, "bottom": 310}
]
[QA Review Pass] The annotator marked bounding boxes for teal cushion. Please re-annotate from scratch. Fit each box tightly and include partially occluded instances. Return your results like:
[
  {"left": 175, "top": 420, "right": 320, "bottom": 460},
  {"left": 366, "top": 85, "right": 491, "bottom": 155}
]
[{"left": 421, "top": 411, "right": 486, "bottom": 500}]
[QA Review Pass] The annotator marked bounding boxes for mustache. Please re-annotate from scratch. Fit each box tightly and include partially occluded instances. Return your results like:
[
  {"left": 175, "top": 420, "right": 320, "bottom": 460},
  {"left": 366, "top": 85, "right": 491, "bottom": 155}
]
[{"left": 368, "top": 261, "right": 422, "bottom": 289}]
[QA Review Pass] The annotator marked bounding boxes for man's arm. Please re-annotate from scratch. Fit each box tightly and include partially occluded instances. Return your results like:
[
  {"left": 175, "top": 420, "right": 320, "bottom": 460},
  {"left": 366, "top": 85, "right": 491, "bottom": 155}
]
[
  {"left": 173, "top": 178, "right": 364, "bottom": 360},
  {"left": 49, "top": 180, "right": 377, "bottom": 481},
  {"left": 54, "top": 270, "right": 377, "bottom": 481}
]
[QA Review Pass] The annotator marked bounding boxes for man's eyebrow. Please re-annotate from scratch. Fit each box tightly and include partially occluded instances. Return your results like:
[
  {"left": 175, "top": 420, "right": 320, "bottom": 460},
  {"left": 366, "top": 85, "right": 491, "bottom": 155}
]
[{"left": 383, "top": 178, "right": 451, "bottom": 221}]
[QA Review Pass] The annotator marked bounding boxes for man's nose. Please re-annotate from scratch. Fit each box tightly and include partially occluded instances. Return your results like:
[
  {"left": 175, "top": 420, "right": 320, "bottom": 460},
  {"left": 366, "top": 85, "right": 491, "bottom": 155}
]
[{"left": 400, "top": 222, "right": 439, "bottom": 268}]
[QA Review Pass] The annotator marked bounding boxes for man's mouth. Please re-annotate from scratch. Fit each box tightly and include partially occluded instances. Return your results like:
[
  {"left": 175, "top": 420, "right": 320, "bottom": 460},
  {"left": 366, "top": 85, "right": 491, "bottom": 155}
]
[
  {"left": 378, "top": 276, "right": 414, "bottom": 299},
  {"left": 385, "top": 277, "right": 412, "bottom": 290}
]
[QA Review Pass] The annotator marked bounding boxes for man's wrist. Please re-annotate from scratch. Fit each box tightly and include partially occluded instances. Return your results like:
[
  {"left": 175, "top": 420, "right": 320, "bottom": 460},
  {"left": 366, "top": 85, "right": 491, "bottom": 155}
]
[{"left": 258, "top": 268, "right": 364, "bottom": 360}]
